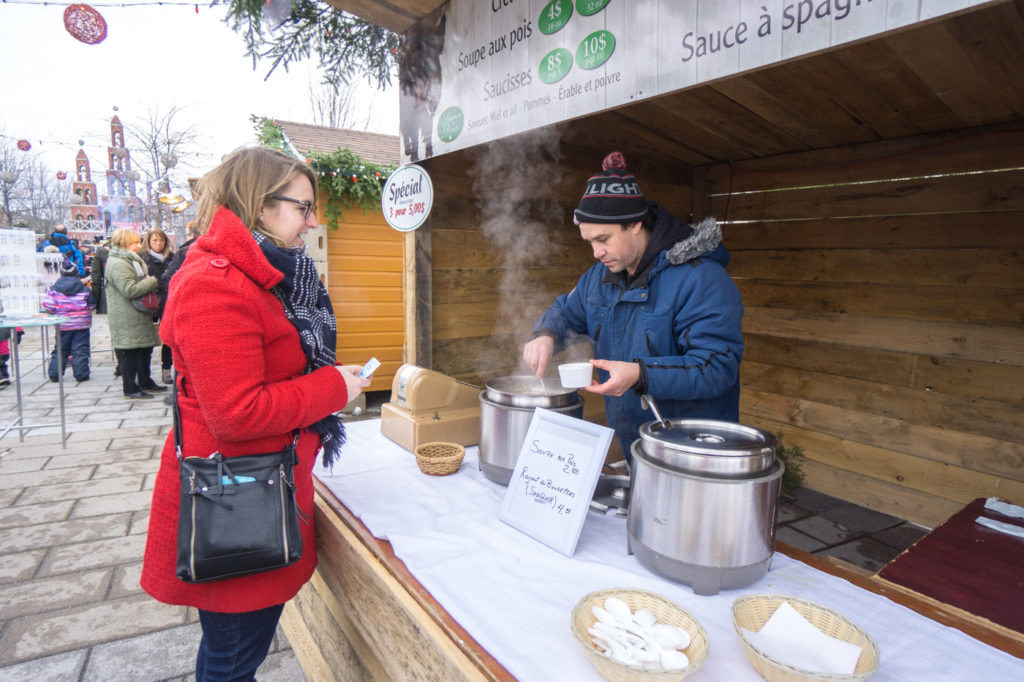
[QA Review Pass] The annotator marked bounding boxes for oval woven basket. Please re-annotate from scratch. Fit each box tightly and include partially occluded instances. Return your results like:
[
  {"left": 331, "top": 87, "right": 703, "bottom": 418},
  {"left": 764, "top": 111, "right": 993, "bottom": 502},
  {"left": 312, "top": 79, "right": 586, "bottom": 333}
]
[
  {"left": 570, "top": 588, "right": 710, "bottom": 682},
  {"left": 731, "top": 594, "right": 880, "bottom": 682},
  {"left": 414, "top": 442, "right": 465, "bottom": 476}
]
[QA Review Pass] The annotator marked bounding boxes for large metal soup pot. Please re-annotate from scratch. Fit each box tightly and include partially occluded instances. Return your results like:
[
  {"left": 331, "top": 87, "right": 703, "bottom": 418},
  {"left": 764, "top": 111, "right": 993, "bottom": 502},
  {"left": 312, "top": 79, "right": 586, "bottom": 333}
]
[
  {"left": 478, "top": 376, "right": 583, "bottom": 485},
  {"left": 627, "top": 419, "right": 783, "bottom": 596},
  {"left": 637, "top": 419, "right": 777, "bottom": 477}
]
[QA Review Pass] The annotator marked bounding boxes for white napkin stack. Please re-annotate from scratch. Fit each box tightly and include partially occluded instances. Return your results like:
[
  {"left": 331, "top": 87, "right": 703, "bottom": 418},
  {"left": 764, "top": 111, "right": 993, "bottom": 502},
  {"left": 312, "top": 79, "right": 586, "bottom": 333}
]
[
  {"left": 739, "top": 602, "right": 863, "bottom": 675},
  {"left": 975, "top": 497, "right": 1024, "bottom": 540}
]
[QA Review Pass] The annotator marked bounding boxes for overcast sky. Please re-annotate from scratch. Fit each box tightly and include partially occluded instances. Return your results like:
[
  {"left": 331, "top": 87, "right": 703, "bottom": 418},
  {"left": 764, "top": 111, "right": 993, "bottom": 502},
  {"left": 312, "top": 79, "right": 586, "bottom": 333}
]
[{"left": 0, "top": 3, "right": 398, "bottom": 181}]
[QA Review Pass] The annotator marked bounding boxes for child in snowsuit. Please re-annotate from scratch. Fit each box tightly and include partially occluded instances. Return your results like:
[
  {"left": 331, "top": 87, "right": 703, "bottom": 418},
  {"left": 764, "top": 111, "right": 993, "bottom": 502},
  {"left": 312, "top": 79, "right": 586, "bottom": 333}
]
[{"left": 42, "top": 259, "right": 96, "bottom": 382}]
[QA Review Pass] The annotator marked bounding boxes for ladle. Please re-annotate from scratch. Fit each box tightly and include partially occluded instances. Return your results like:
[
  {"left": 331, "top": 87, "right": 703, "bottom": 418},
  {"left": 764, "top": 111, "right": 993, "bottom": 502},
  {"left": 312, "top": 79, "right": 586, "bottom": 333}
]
[{"left": 640, "top": 394, "right": 671, "bottom": 428}]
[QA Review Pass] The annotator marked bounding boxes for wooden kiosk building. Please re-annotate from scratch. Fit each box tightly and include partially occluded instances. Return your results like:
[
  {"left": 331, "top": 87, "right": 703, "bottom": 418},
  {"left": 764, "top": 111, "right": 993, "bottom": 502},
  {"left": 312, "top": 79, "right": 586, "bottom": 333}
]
[
  {"left": 272, "top": 120, "right": 404, "bottom": 394},
  {"left": 287, "top": 1, "right": 1024, "bottom": 678}
]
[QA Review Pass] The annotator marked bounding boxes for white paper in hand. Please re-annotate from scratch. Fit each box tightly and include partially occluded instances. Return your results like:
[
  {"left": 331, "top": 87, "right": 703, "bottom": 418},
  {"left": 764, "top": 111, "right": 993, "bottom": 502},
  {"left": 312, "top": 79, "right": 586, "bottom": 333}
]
[
  {"left": 740, "top": 601, "right": 863, "bottom": 675},
  {"left": 358, "top": 357, "right": 381, "bottom": 379}
]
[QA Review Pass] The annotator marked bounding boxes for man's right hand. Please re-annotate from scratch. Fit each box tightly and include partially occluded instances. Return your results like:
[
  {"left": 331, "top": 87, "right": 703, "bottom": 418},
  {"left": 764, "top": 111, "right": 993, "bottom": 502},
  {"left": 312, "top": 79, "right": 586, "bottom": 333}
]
[{"left": 522, "top": 336, "right": 555, "bottom": 379}]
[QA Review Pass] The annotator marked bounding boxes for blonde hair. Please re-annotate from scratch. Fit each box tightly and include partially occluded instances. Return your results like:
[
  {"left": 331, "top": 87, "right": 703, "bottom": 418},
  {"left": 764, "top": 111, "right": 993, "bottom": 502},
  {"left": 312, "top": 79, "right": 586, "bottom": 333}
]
[
  {"left": 111, "top": 228, "right": 141, "bottom": 249},
  {"left": 145, "top": 227, "right": 173, "bottom": 256},
  {"left": 195, "top": 147, "right": 317, "bottom": 248}
]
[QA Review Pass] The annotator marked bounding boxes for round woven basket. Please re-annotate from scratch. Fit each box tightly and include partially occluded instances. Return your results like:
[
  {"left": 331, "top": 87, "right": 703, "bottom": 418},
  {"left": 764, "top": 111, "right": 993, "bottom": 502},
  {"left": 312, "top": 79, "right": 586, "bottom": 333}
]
[
  {"left": 570, "top": 588, "right": 710, "bottom": 682},
  {"left": 414, "top": 442, "right": 465, "bottom": 476},
  {"left": 731, "top": 594, "right": 880, "bottom": 682}
]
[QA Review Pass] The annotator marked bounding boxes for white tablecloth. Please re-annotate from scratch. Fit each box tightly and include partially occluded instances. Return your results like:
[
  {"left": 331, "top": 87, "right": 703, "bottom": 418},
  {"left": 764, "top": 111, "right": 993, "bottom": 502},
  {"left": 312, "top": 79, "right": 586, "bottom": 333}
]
[{"left": 315, "top": 419, "right": 1024, "bottom": 681}]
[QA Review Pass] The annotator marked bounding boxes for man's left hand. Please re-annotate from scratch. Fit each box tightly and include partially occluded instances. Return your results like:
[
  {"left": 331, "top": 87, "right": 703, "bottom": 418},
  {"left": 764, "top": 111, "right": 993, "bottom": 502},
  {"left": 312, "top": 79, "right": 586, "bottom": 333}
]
[{"left": 586, "top": 359, "right": 640, "bottom": 396}]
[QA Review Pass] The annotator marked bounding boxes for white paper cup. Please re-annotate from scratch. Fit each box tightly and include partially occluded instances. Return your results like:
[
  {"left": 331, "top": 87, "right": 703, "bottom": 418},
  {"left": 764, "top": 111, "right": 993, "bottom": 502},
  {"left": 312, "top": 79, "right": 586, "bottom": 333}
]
[{"left": 558, "top": 362, "right": 593, "bottom": 388}]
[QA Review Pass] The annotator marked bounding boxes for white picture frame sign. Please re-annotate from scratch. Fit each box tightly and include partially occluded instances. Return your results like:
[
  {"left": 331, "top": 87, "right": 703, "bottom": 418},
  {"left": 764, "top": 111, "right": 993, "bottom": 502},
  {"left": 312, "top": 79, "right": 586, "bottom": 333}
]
[{"left": 498, "top": 408, "right": 613, "bottom": 557}]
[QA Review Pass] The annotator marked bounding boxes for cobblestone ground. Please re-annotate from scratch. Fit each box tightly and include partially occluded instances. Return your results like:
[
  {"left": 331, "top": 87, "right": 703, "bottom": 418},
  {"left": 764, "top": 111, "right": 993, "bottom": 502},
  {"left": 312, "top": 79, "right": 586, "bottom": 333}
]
[{"left": 0, "top": 316, "right": 306, "bottom": 682}]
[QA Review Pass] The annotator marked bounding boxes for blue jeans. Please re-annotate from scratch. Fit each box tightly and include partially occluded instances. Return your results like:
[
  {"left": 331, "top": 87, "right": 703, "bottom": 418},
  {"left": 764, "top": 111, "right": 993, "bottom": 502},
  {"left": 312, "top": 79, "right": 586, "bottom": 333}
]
[
  {"left": 195, "top": 603, "right": 284, "bottom": 682},
  {"left": 48, "top": 328, "right": 91, "bottom": 381}
]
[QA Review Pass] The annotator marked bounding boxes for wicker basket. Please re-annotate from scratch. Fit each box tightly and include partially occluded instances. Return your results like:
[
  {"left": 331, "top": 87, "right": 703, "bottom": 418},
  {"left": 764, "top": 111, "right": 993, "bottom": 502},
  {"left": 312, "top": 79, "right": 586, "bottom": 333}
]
[
  {"left": 414, "top": 442, "right": 465, "bottom": 476},
  {"left": 570, "top": 588, "right": 710, "bottom": 682},
  {"left": 731, "top": 595, "right": 880, "bottom": 682}
]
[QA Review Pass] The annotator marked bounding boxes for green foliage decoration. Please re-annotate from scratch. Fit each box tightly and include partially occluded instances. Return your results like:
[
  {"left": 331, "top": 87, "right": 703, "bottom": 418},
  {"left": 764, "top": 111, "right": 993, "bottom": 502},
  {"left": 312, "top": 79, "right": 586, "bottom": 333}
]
[
  {"left": 774, "top": 432, "right": 807, "bottom": 501},
  {"left": 307, "top": 148, "right": 396, "bottom": 230},
  {"left": 251, "top": 116, "right": 395, "bottom": 229},
  {"left": 221, "top": 0, "right": 399, "bottom": 90},
  {"left": 251, "top": 115, "right": 290, "bottom": 154}
]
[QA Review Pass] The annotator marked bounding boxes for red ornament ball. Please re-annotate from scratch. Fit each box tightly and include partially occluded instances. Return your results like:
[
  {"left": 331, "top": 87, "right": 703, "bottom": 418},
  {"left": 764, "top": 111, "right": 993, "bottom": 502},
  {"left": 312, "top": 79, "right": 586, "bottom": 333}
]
[
  {"left": 17, "top": 140, "right": 31, "bottom": 151},
  {"left": 56, "top": 171, "right": 67, "bottom": 180},
  {"left": 64, "top": 4, "right": 108, "bottom": 45}
]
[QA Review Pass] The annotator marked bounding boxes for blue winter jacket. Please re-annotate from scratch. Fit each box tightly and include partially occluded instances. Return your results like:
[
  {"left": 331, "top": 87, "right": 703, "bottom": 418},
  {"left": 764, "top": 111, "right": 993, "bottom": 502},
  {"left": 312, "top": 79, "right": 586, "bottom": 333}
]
[
  {"left": 532, "top": 206, "right": 744, "bottom": 456},
  {"left": 39, "top": 233, "right": 85, "bottom": 276}
]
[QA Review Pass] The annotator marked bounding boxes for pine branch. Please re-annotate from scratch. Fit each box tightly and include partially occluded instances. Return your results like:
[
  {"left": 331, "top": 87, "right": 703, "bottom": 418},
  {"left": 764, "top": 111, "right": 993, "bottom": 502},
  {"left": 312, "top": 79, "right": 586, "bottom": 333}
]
[{"left": 218, "top": 1, "right": 399, "bottom": 90}]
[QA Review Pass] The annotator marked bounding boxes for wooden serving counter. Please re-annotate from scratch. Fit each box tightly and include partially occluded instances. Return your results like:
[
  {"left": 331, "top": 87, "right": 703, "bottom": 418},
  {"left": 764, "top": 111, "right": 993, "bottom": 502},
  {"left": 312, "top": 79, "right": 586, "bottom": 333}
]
[{"left": 281, "top": 479, "right": 1022, "bottom": 681}]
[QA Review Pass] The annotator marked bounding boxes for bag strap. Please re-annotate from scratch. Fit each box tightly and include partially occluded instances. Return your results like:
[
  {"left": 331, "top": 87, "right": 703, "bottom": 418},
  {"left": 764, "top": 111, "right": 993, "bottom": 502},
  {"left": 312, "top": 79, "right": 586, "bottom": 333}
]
[
  {"left": 172, "top": 370, "right": 184, "bottom": 461},
  {"left": 106, "top": 263, "right": 149, "bottom": 303},
  {"left": 172, "top": 370, "right": 300, "bottom": 463}
]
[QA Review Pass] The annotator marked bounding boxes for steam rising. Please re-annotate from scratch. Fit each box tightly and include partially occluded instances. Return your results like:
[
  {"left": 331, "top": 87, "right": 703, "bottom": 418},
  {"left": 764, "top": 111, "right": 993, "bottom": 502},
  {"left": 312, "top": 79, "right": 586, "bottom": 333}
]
[{"left": 468, "top": 128, "right": 590, "bottom": 378}]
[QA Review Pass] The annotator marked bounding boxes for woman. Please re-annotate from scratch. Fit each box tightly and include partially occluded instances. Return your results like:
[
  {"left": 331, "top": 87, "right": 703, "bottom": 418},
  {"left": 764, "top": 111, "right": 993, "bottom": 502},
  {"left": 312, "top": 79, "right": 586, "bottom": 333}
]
[
  {"left": 105, "top": 228, "right": 164, "bottom": 399},
  {"left": 90, "top": 238, "right": 110, "bottom": 314},
  {"left": 141, "top": 227, "right": 175, "bottom": 384},
  {"left": 140, "top": 147, "right": 369, "bottom": 681}
]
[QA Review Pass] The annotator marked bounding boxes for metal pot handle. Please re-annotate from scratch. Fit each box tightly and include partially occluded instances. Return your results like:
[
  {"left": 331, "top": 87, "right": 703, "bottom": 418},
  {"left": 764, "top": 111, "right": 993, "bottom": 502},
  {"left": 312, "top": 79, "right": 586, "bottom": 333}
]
[{"left": 640, "top": 394, "right": 671, "bottom": 428}]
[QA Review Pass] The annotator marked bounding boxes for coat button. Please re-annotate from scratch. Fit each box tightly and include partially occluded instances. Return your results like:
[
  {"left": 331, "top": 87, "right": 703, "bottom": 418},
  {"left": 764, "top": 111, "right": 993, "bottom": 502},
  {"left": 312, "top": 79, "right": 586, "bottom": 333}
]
[{"left": 210, "top": 258, "right": 228, "bottom": 268}]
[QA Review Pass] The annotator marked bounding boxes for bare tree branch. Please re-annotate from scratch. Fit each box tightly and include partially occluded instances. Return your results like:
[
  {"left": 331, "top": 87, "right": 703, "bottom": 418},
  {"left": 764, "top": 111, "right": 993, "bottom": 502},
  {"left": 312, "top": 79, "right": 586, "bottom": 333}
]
[{"left": 307, "top": 78, "right": 373, "bottom": 130}]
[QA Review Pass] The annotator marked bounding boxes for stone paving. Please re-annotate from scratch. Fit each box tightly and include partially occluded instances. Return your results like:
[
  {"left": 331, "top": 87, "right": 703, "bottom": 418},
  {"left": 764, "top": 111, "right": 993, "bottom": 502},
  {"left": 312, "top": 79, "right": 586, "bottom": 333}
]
[
  {"left": 776, "top": 487, "right": 930, "bottom": 574},
  {"left": 0, "top": 316, "right": 306, "bottom": 682}
]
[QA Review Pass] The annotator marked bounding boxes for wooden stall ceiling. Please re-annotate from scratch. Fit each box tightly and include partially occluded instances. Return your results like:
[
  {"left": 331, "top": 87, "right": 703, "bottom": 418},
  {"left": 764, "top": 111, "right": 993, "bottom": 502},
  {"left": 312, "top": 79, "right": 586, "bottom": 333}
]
[{"left": 325, "top": 207, "right": 405, "bottom": 393}]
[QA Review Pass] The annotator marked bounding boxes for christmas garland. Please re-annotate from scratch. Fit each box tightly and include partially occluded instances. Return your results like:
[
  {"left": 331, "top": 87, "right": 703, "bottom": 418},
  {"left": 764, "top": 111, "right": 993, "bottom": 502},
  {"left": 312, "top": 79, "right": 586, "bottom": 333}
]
[
  {"left": 252, "top": 115, "right": 290, "bottom": 155},
  {"left": 252, "top": 116, "right": 395, "bottom": 229}
]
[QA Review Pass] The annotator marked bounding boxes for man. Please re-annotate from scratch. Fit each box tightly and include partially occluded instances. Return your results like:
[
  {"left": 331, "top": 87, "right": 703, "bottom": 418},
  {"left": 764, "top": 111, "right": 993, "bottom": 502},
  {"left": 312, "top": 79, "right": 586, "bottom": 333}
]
[
  {"left": 522, "top": 152, "right": 744, "bottom": 458},
  {"left": 38, "top": 224, "right": 85, "bottom": 276}
]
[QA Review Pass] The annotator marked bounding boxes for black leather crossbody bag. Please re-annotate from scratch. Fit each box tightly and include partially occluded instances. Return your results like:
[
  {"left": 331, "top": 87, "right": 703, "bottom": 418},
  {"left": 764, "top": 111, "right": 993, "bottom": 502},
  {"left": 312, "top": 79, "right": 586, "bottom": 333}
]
[{"left": 173, "top": 377, "right": 306, "bottom": 583}]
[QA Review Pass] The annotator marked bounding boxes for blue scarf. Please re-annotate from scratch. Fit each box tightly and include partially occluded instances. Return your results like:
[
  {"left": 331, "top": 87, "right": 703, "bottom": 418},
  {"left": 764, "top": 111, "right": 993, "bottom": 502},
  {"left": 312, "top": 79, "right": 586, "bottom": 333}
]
[{"left": 253, "top": 232, "right": 346, "bottom": 468}]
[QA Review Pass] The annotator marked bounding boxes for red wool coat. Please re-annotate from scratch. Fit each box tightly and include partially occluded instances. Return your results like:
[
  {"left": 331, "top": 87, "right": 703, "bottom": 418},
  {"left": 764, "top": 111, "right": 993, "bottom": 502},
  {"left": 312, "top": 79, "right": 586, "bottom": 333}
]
[{"left": 140, "top": 208, "right": 349, "bottom": 613}]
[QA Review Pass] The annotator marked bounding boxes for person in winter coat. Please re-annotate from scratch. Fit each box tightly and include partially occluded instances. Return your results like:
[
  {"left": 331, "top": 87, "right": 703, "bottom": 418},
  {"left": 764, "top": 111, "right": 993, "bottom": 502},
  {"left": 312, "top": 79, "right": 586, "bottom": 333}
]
[
  {"left": 105, "top": 228, "right": 165, "bottom": 399},
  {"left": 90, "top": 239, "right": 111, "bottom": 314},
  {"left": 38, "top": 224, "right": 85, "bottom": 276},
  {"left": 41, "top": 259, "right": 96, "bottom": 382},
  {"left": 140, "top": 147, "right": 369, "bottom": 681},
  {"left": 141, "top": 227, "right": 175, "bottom": 384},
  {"left": 522, "top": 152, "right": 744, "bottom": 458},
  {"left": 155, "top": 221, "right": 199, "bottom": 405}
]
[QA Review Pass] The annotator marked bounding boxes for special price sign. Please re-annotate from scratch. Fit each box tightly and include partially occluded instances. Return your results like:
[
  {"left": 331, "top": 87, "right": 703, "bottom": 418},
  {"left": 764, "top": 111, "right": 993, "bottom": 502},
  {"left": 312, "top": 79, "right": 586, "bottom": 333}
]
[{"left": 381, "top": 164, "right": 434, "bottom": 232}]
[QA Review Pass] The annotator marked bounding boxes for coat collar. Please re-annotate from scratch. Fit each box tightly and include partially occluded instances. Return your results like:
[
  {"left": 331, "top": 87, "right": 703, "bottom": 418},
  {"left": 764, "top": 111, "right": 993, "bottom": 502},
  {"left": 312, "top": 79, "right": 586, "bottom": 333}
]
[{"left": 196, "top": 207, "right": 283, "bottom": 290}]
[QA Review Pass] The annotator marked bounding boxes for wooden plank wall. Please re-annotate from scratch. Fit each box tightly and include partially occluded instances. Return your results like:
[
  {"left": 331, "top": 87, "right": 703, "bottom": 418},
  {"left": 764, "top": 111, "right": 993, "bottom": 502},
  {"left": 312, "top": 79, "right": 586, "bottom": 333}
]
[
  {"left": 324, "top": 206, "right": 405, "bottom": 393},
  {"left": 700, "top": 123, "right": 1024, "bottom": 528},
  {"left": 426, "top": 134, "right": 693, "bottom": 447}
]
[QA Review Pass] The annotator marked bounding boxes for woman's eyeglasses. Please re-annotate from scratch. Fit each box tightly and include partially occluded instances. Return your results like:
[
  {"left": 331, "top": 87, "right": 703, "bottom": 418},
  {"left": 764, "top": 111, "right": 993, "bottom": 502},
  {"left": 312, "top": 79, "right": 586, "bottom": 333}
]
[{"left": 271, "top": 194, "right": 316, "bottom": 220}]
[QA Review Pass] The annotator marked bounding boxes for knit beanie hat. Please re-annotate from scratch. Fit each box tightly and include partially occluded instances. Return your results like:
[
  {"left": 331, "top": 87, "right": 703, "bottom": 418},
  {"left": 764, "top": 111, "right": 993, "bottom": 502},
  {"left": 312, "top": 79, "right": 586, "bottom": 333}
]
[
  {"left": 573, "top": 151, "right": 649, "bottom": 225},
  {"left": 60, "top": 259, "right": 78, "bottom": 275}
]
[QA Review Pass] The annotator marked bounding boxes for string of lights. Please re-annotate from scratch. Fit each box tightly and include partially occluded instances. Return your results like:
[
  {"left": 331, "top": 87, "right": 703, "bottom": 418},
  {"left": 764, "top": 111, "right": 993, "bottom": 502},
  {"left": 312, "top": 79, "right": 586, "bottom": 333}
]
[
  {"left": 1, "top": 1, "right": 213, "bottom": 8},
  {"left": 0, "top": 133, "right": 220, "bottom": 167}
]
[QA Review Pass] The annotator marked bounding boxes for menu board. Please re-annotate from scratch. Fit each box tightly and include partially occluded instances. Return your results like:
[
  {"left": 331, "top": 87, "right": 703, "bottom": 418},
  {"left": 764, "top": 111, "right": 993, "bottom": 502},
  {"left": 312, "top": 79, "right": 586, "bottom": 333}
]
[
  {"left": 498, "top": 408, "right": 613, "bottom": 556},
  {"left": 401, "top": 0, "right": 990, "bottom": 162}
]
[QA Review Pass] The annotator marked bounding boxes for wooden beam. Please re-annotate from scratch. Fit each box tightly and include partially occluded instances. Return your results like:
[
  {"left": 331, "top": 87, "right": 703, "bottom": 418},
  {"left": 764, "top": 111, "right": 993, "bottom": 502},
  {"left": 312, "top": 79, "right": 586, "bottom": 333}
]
[
  {"left": 743, "top": 307, "right": 1024, "bottom": 366},
  {"left": 323, "top": 0, "right": 440, "bottom": 34}
]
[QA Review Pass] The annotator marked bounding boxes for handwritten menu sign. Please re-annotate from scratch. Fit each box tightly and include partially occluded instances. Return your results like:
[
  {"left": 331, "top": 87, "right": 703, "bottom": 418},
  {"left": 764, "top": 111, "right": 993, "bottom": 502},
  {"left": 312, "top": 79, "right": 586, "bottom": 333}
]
[{"left": 498, "top": 408, "right": 613, "bottom": 557}]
